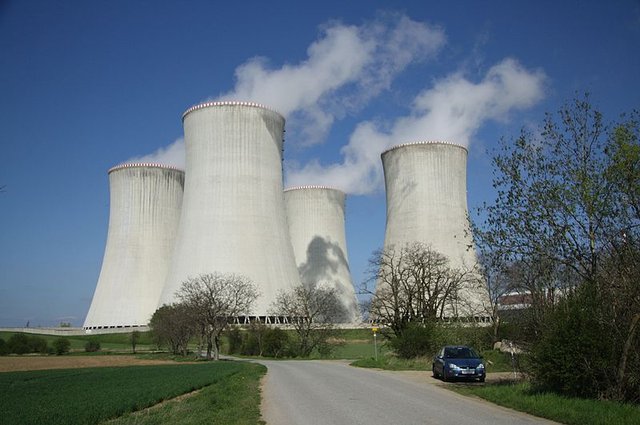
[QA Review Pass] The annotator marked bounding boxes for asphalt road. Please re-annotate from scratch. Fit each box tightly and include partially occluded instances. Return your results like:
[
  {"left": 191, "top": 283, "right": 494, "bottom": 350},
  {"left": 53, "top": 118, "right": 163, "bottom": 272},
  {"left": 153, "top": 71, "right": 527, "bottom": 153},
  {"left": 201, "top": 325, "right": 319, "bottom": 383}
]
[{"left": 259, "top": 360, "right": 557, "bottom": 425}]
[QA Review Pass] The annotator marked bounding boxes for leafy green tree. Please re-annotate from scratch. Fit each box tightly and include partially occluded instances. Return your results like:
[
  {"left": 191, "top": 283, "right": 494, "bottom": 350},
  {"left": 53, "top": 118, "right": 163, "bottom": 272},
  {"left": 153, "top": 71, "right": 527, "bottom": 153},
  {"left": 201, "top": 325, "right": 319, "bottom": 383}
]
[
  {"left": 475, "top": 95, "right": 640, "bottom": 401},
  {"left": 52, "top": 337, "right": 70, "bottom": 355},
  {"left": 149, "top": 304, "right": 195, "bottom": 356},
  {"left": 7, "top": 333, "right": 31, "bottom": 354}
]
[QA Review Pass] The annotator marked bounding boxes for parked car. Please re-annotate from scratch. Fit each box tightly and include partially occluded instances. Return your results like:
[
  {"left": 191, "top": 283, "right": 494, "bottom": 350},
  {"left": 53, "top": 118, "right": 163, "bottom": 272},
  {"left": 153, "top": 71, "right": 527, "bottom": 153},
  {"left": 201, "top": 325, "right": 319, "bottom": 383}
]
[{"left": 432, "top": 345, "right": 486, "bottom": 382}]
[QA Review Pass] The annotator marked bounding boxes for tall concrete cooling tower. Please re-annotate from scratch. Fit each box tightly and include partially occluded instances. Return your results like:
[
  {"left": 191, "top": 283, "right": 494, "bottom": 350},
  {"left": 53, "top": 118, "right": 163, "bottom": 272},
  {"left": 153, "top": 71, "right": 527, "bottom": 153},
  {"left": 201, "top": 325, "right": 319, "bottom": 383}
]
[
  {"left": 381, "top": 141, "right": 489, "bottom": 317},
  {"left": 160, "top": 101, "right": 301, "bottom": 320},
  {"left": 284, "top": 186, "right": 361, "bottom": 324},
  {"left": 84, "top": 163, "right": 185, "bottom": 330}
]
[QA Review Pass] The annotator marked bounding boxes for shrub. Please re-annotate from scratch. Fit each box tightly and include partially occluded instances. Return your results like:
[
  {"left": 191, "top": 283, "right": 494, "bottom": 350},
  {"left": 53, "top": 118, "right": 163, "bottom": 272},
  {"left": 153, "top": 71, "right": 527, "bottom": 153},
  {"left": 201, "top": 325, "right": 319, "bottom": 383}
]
[
  {"left": 0, "top": 338, "right": 7, "bottom": 355},
  {"left": 29, "top": 336, "right": 49, "bottom": 354},
  {"left": 262, "top": 328, "right": 289, "bottom": 358},
  {"left": 53, "top": 338, "right": 71, "bottom": 355},
  {"left": 390, "top": 322, "right": 438, "bottom": 359},
  {"left": 226, "top": 328, "right": 243, "bottom": 354},
  {"left": 85, "top": 339, "right": 101, "bottom": 352},
  {"left": 528, "top": 285, "right": 624, "bottom": 400},
  {"left": 7, "top": 334, "right": 31, "bottom": 354}
]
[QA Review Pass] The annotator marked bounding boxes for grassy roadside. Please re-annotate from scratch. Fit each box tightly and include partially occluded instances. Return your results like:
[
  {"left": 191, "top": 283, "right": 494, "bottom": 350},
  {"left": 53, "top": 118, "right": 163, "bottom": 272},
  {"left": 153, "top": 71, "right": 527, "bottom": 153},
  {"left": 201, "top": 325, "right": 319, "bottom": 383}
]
[
  {"left": 451, "top": 381, "right": 640, "bottom": 425},
  {"left": 351, "top": 349, "right": 515, "bottom": 373},
  {"left": 105, "top": 362, "right": 265, "bottom": 425},
  {"left": 0, "top": 361, "right": 265, "bottom": 425}
]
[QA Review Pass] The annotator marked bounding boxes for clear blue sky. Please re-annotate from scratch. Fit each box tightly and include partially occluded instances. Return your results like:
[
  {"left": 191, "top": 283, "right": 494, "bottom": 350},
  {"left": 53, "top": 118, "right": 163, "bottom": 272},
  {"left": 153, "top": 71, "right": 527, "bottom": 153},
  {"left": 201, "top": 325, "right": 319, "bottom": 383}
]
[{"left": 1, "top": 0, "right": 638, "bottom": 327}]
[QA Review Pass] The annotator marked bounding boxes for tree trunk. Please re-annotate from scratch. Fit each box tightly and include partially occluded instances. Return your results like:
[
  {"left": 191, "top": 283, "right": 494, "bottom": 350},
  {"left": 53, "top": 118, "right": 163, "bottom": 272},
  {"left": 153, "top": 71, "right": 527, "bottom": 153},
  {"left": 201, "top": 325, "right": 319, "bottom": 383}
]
[
  {"left": 214, "top": 335, "right": 220, "bottom": 361},
  {"left": 206, "top": 337, "right": 213, "bottom": 360},
  {"left": 616, "top": 313, "right": 640, "bottom": 398}
]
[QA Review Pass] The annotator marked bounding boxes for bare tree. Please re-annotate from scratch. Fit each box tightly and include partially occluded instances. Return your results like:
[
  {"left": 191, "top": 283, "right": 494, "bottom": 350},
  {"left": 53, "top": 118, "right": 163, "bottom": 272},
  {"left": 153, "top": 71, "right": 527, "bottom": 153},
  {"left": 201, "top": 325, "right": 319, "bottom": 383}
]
[
  {"left": 270, "top": 283, "right": 345, "bottom": 357},
  {"left": 365, "top": 243, "right": 471, "bottom": 338},
  {"left": 177, "top": 272, "right": 258, "bottom": 360}
]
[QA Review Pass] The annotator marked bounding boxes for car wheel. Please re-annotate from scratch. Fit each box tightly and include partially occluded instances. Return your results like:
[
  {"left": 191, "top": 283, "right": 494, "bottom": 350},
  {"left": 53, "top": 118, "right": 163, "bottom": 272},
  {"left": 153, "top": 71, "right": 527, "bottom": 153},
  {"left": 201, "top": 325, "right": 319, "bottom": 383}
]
[
  {"left": 432, "top": 365, "right": 438, "bottom": 378},
  {"left": 479, "top": 376, "right": 485, "bottom": 383}
]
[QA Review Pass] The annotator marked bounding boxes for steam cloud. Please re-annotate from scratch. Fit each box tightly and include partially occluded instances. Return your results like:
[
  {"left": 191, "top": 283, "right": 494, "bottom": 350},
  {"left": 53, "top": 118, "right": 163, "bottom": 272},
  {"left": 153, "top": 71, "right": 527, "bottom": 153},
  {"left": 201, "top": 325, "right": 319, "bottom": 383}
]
[
  {"left": 285, "top": 58, "right": 547, "bottom": 195},
  {"left": 126, "top": 138, "right": 185, "bottom": 170},
  {"left": 125, "top": 14, "right": 444, "bottom": 167},
  {"left": 217, "top": 14, "right": 446, "bottom": 145},
  {"left": 124, "top": 15, "right": 546, "bottom": 197}
]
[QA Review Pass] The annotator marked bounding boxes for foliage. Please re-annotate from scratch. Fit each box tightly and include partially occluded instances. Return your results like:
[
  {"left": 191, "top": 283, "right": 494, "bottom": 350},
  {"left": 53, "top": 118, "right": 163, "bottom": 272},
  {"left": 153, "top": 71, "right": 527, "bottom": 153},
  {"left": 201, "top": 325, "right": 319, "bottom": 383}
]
[
  {"left": 262, "top": 327, "right": 289, "bottom": 358},
  {"left": 475, "top": 95, "right": 640, "bottom": 402},
  {"left": 176, "top": 272, "right": 258, "bottom": 360},
  {"left": 0, "top": 338, "right": 6, "bottom": 355},
  {"left": 129, "top": 331, "right": 140, "bottom": 354},
  {"left": 5, "top": 333, "right": 49, "bottom": 354},
  {"left": 365, "top": 243, "right": 478, "bottom": 339},
  {"left": 52, "top": 337, "right": 71, "bottom": 355},
  {"left": 270, "top": 283, "right": 345, "bottom": 357},
  {"left": 389, "top": 322, "right": 437, "bottom": 359},
  {"left": 0, "top": 362, "right": 264, "bottom": 425},
  {"left": 84, "top": 339, "right": 101, "bottom": 352},
  {"left": 149, "top": 304, "right": 196, "bottom": 356},
  {"left": 226, "top": 327, "right": 244, "bottom": 354},
  {"left": 452, "top": 382, "right": 640, "bottom": 425}
]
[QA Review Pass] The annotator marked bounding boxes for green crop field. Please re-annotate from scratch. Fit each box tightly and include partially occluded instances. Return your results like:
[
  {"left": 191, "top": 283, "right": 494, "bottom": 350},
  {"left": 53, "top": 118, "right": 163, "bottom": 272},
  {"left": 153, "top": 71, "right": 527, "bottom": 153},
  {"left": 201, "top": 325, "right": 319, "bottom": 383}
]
[{"left": 0, "top": 361, "right": 265, "bottom": 425}]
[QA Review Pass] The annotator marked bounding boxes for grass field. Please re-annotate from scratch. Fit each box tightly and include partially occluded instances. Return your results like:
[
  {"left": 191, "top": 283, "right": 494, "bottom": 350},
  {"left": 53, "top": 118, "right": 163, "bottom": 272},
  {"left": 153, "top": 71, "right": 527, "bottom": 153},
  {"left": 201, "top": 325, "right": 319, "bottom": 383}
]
[
  {"left": 0, "top": 361, "right": 265, "bottom": 425},
  {"left": 452, "top": 381, "right": 640, "bottom": 425},
  {"left": 0, "top": 330, "right": 156, "bottom": 352}
]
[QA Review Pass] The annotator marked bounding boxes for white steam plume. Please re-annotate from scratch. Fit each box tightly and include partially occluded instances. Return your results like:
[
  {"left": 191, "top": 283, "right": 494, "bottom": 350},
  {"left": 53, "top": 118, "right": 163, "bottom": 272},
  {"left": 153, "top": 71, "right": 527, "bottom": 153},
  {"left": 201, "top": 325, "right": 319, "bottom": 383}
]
[
  {"left": 125, "top": 14, "right": 444, "bottom": 168},
  {"left": 217, "top": 14, "right": 445, "bottom": 145},
  {"left": 285, "top": 58, "right": 547, "bottom": 195},
  {"left": 125, "top": 138, "right": 185, "bottom": 169}
]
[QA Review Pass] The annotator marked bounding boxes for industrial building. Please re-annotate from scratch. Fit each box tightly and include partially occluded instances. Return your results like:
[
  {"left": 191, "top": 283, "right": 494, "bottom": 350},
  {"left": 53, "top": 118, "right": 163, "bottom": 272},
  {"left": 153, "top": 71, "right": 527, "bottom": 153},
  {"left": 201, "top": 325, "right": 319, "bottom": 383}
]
[
  {"left": 85, "top": 104, "right": 490, "bottom": 329},
  {"left": 284, "top": 186, "right": 361, "bottom": 323},
  {"left": 380, "top": 141, "right": 490, "bottom": 317},
  {"left": 159, "top": 101, "right": 302, "bottom": 320},
  {"left": 84, "top": 163, "right": 184, "bottom": 329}
]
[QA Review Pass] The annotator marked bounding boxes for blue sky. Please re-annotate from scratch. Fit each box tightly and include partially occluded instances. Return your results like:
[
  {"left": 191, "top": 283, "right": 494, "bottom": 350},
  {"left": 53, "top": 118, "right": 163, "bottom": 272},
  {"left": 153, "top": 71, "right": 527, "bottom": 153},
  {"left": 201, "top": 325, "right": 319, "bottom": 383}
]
[{"left": 1, "top": 0, "right": 639, "bottom": 327}]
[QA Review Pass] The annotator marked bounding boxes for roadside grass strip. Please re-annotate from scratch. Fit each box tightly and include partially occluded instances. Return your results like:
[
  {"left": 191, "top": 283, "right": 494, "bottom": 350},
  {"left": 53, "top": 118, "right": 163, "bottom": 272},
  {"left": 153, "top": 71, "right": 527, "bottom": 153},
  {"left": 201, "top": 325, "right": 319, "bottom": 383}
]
[
  {"left": 105, "top": 362, "right": 265, "bottom": 425},
  {"left": 0, "top": 361, "right": 266, "bottom": 425},
  {"left": 452, "top": 381, "right": 640, "bottom": 425}
]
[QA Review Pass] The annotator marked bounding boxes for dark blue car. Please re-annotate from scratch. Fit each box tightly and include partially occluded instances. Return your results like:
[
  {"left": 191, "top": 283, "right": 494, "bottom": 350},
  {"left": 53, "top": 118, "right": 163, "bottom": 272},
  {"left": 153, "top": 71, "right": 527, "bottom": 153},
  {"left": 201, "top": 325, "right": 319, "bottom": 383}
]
[{"left": 432, "top": 345, "right": 486, "bottom": 382}]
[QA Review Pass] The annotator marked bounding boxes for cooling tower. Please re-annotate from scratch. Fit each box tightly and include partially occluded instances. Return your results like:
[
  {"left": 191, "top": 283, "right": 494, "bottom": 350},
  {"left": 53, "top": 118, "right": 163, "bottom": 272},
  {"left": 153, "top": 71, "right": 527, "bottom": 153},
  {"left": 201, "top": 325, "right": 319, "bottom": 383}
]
[
  {"left": 284, "top": 186, "right": 361, "bottom": 323},
  {"left": 160, "top": 101, "right": 301, "bottom": 319},
  {"left": 84, "top": 163, "right": 185, "bottom": 329},
  {"left": 381, "top": 141, "right": 489, "bottom": 317}
]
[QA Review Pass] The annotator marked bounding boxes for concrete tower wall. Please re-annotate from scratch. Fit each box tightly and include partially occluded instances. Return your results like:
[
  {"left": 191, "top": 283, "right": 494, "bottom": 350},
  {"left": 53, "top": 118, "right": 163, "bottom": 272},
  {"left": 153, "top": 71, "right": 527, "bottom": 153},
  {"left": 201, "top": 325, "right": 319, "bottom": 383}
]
[
  {"left": 284, "top": 186, "right": 361, "bottom": 323},
  {"left": 381, "top": 142, "right": 489, "bottom": 316},
  {"left": 160, "top": 102, "right": 301, "bottom": 316},
  {"left": 84, "top": 163, "right": 185, "bottom": 329}
]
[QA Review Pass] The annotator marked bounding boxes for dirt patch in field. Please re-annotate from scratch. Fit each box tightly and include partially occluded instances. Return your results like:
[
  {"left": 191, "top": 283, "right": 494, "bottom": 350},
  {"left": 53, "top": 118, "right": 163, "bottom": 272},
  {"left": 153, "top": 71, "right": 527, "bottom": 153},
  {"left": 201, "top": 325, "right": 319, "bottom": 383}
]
[{"left": 0, "top": 355, "right": 195, "bottom": 372}]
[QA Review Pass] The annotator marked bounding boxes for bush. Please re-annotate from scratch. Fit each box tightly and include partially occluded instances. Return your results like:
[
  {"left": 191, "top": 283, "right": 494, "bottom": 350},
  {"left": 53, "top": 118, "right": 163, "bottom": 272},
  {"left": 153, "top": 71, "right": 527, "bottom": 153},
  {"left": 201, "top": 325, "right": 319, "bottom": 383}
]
[
  {"left": 390, "top": 322, "right": 438, "bottom": 359},
  {"left": 0, "top": 338, "right": 7, "bottom": 355},
  {"left": 53, "top": 338, "right": 71, "bottom": 355},
  {"left": 85, "top": 339, "right": 101, "bottom": 352},
  {"left": 262, "top": 328, "right": 289, "bottom": 358},
  {"left": 29, "top": 336, "right": 49, "bottom": 354},
  {"left": 226, "top": 328, "right": 243, "bottom": 354},
  {"left": 7, "top": 334, "right": 30, "bottom": 354}
]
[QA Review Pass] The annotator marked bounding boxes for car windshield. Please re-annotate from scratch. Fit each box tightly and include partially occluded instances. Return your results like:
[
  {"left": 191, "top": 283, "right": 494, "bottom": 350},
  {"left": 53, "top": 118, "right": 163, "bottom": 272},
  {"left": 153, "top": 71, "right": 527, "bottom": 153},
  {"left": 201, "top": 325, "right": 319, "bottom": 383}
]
[{"left": 444, "top": 347, "right": 479, "bottom": 359}]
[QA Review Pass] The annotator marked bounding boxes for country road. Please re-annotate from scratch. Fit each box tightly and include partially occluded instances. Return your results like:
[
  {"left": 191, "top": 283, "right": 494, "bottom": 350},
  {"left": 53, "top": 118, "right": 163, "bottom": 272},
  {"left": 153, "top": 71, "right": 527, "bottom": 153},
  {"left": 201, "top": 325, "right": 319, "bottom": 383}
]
[{"left": 259, "top": 360, "right": 557, "bottom": 425}]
